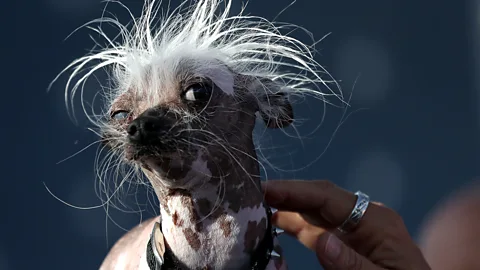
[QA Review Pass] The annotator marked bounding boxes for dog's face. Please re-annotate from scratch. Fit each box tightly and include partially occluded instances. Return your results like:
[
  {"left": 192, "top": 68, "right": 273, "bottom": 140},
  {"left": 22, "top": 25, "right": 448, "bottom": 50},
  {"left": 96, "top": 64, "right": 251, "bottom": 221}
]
[{"left": 102, "top": 57, "right": 293, "bottom": 189}]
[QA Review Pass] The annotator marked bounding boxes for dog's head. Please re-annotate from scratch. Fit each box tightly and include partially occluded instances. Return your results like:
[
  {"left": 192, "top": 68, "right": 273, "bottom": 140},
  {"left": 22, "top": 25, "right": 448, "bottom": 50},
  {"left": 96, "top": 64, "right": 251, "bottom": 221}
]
[
  {"left": 102, "top": 56, "right": 293, "bottom": 189},
  {"left": 52, "top": 0, "right": 340, "bottom": 191}
]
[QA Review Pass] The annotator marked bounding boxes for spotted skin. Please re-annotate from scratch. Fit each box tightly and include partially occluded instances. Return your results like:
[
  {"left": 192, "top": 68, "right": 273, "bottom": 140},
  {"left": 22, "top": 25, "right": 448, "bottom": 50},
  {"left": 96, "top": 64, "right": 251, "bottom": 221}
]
[
  {"left": 99, "top": 57, "right": 292, "bottom": 269},
  {"left": 100, "top": 217, "right": 287, "bottom": 270}
]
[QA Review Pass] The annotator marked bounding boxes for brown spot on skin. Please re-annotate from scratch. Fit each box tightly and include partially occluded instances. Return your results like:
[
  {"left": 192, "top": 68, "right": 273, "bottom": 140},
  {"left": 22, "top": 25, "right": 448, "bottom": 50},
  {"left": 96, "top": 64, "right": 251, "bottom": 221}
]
[
  {"left": 103, "top": 73, "right": 289, "bottom": 267},
  {"left": 179, "top": 195, "right": 203, "bottom": 231},
  {"left": 183, "top": 228, "right": 201, "bottom": 251},
  {"left": 172, "top": 211, "right": 179, "bottom": 225},
  {"left": 219, "top": 215, "right": 233, "bottom": 237},
  {"left": 172, "top": 211, "right": 184, "bottom": 227},
  {"left": 164, "top": 190, "right": 205, "bottom": 231},
  {"left": 243, "top": 217, "right": 267, "bottom": 253},
  {"left": 157, "top": 188, "right": 171, "bottom": 216}
]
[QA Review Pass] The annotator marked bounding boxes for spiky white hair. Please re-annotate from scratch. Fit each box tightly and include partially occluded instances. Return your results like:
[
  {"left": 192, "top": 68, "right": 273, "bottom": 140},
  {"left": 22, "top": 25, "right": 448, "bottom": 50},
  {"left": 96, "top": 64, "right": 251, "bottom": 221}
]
[
  {"left": 47, "top": 0, "right": 346, "bottom": 213},
  {"left": 50, "top": 0, "right": 343, "bottom": 126}
]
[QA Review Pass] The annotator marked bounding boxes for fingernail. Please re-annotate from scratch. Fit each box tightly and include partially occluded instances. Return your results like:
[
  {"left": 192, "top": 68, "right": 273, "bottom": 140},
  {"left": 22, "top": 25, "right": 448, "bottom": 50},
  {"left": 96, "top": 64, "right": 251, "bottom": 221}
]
[{"left": 324, "top": 233, "right": 342, "bottom": 262}]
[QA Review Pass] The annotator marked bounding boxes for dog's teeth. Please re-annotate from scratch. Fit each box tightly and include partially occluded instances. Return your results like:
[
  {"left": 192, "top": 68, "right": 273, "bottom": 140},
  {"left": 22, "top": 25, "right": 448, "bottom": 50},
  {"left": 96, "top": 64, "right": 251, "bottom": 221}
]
[
  {"left": 274, "top": 228, "right": 284, "bottom": 236},
  {"left": 270, "top": 251, "right": 281, "bottom": 257}
]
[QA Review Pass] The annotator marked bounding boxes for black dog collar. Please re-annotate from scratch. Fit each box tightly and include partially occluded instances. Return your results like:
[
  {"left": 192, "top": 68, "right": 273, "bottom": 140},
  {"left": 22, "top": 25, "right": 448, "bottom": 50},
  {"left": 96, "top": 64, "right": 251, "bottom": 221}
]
[{"left": 146, "top": 206, "right": 277, "bottom": 270}]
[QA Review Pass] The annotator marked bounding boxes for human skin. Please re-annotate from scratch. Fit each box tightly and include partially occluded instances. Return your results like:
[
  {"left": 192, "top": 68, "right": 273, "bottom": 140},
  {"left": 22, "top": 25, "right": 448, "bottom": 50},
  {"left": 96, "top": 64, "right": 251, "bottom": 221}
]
[
  {"left": 102, "top": 180, "right": 432, "bottom": 269},
  {"left": 418, "top": 182, "right": 480, "bottom": 270},
  {"left": 262, "top": 180, "right": 431, "bottom": 270}
]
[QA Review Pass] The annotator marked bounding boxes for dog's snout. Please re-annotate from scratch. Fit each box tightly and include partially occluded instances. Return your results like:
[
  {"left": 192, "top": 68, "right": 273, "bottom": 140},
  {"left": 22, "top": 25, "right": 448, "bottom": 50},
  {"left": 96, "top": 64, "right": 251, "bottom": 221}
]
[
  {"left": 127, "top": 108, "right": 168, "bottom": 143},
  {"left": 127, "top": 116, "right": 160, "bottom": 143}
]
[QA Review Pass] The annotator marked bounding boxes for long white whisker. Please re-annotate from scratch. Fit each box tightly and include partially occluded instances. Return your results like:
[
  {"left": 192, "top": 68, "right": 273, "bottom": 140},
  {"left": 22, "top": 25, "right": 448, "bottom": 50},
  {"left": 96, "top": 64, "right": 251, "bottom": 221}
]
[
  {"left": 48, "top": 1, "right": 349, "bottom": 255},
  {"left": 56, "top": 139, "right": 105, "bottom": 165}
]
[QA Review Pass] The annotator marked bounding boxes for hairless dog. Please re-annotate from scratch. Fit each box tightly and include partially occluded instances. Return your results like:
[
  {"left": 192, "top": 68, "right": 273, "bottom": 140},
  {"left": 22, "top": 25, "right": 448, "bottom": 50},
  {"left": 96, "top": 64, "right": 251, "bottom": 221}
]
[{"left": 50, "top": 0, "right": 342, "bottom": 269}]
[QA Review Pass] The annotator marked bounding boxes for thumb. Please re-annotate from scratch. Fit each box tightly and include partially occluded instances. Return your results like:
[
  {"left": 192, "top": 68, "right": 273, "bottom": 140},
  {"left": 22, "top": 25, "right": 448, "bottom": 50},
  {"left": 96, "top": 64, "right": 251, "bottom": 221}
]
[{"left": 316, "top": 232, "right": 380, "bottom": 270}]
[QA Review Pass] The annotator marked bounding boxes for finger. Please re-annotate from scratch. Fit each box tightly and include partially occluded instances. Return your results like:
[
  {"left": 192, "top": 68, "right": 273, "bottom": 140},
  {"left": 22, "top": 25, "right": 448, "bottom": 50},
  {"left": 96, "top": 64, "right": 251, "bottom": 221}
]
[
  {"left": 272, "top": 211, "right": 381, "bottom": 269},
  {"left": 316, "top": 232, "right": 381, "bottom": 270},
  {"left": 263, "top": 180, "right": 410, "bottom": 257},
  {"left": 262, "top": 180, "right": 358, "bottom": 228},
  {"left": 271, "top": 211, "right": 327, "bottom": 250}
]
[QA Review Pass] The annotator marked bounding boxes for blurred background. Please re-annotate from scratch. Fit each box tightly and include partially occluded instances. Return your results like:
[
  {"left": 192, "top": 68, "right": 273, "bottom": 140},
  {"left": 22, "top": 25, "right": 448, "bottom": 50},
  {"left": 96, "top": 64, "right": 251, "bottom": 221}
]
[{"left": 5, "top": 0, "right": 480, "bottom": 269}]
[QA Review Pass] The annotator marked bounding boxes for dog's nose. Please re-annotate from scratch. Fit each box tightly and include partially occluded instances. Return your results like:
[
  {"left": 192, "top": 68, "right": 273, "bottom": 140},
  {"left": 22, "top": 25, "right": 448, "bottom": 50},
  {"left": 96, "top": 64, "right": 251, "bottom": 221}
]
[{"left": 127, "top": 108, "right": 168, "bottom": 144}]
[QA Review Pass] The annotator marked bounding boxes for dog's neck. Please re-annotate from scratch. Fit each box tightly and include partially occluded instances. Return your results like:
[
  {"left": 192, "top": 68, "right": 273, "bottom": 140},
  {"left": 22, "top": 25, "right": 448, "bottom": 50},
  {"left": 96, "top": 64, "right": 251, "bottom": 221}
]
[{"left": 144, "top": 144, "right": 267, "bottom": 269}]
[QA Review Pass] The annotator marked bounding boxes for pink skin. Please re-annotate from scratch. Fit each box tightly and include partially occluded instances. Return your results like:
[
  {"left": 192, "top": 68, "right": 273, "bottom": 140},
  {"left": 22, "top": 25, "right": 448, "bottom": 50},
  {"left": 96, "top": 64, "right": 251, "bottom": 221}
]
[
  {"left": 100, "top": 215, "right": 287, "bottom": 270},
  {"left": 419, "top": 181, "right": 480, "bottom": 270},
  {"left": 101, "top": 217, "right": 157, "bottom": 270}
]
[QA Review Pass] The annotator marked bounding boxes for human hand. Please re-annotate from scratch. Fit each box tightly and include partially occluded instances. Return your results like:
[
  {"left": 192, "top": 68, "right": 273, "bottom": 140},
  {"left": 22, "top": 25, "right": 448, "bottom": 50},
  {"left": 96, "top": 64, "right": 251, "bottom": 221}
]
[{"left": 262, "top": 180, "right": 431, "bottom": 270}]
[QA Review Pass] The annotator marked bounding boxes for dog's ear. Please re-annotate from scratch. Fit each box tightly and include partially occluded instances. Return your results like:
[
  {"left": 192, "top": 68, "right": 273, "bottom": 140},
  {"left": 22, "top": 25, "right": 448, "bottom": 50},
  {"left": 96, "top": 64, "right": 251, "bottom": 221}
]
[{"left": 249, "top": 78, "right": 294, "bottom": 129}]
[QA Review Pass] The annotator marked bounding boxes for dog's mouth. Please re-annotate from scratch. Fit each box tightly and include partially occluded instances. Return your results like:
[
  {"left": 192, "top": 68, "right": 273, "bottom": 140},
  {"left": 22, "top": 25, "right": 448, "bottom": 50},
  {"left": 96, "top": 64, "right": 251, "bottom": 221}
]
[
  {"left": 126, "top": 141, "right": 207, "bottom": 189},
  {"left": 123, "top": 125, "right": 211, "bottom": 162},
  {"left": 124, "top": 141, "right": 180, "bottom": 161},
  {"left": 124, "top": 144, "right": 155, "bottom": 161},
  {"left": 116, "top": 118, "right": 215, "bottom": 187},
  {"left": 124, "top": 134, "right": 202, "bottom": 173}
]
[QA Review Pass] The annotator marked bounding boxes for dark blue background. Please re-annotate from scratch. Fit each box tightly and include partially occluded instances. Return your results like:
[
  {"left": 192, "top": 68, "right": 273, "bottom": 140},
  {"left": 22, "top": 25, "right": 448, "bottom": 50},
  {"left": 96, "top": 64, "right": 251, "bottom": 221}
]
[{"left": 5, "top": 0, "right": 480, "bottom": 269}]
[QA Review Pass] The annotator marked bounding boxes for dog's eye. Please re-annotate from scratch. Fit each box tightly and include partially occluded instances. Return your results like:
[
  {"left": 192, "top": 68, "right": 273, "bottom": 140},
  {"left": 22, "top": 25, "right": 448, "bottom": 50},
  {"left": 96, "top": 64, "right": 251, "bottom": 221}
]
[
  {"left": 111, "top": 110, "right": 130, "bottom": 120},
  {"left": 183, "top": 84, "right": 212, "bottom": 102}
]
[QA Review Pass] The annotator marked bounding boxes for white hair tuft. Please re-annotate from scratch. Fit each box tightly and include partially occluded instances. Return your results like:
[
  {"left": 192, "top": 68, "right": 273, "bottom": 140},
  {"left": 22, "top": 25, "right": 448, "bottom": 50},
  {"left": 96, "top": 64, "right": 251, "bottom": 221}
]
[
  {"left": 47, "top": 0, "right": 348, "bottom": 214},
  {"left": 49, "top": 0, "right": 344, "bottom": 125}
]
